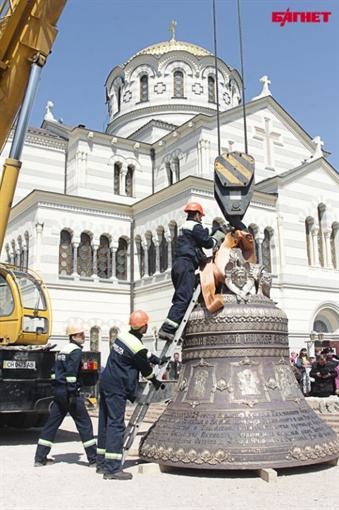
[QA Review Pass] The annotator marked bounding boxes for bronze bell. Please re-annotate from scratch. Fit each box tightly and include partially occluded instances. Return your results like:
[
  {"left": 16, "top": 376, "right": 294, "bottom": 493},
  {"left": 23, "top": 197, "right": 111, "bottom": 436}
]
[{"left": 140, "top": 245, "right": 339, "bottom": 470}]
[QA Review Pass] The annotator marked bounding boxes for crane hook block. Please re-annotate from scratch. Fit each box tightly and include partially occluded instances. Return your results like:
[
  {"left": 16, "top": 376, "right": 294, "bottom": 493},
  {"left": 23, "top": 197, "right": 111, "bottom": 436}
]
[{"left": 214, "top": 151, "right": 255, "bottom": 230}]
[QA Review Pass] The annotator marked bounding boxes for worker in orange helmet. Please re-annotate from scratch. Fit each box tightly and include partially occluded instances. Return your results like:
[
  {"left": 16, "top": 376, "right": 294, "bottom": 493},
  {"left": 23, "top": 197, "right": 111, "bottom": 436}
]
[
  {"left": 158, "top": 201, "right": 225, "bottom": 341},
  {"left": 96, "top": 310, "right": 168, "bottom": 480}
]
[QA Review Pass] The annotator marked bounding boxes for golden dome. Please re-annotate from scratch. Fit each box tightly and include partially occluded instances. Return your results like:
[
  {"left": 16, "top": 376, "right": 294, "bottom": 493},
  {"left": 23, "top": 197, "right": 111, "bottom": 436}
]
[{"left": 130, "top": 39, "right": 212, "bottom": 60}]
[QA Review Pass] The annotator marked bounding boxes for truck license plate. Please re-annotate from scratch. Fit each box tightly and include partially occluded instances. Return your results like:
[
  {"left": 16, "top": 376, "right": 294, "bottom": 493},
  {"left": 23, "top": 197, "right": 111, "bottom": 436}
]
[{"left": 3, "top": 360, "right": 36, "bottom": 369}]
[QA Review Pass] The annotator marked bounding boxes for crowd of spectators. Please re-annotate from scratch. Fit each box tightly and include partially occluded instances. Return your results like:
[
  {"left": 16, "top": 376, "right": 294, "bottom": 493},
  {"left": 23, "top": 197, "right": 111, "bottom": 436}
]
[{"left": 290, "top": 347, "right": 339, "bottom": 397}]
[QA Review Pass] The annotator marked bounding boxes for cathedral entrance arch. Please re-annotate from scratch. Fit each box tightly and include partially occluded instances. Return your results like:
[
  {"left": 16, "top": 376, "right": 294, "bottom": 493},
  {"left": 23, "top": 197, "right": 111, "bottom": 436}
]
[{"left": 310, "top": 303, "right": 339, "bottom": 354}]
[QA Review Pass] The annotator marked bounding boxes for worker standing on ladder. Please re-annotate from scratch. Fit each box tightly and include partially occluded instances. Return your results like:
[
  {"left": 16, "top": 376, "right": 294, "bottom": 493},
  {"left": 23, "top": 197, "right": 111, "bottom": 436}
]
[
  {"left": 34, "top": 325, "right": 97, "bottom": 467},
  {"left": 158, "top": 202, "right": 225, "bottom": 341},
  {"left": 96, "top": 310, "right": 167, "bottom": 480}
]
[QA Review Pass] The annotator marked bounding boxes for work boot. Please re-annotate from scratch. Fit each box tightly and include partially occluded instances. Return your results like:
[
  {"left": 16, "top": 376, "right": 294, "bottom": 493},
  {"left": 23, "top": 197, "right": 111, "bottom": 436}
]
[
  {"left": 103, "top": 470, "right": 133, "bottom": 480},
  {"left": 158, "top": 327, "right": 175, "bottom": 342},
  {"left": 96, "top": 466, "right": 105, "bottom": 474},
  {"left": 88, "top": 459, "right": 97, "bottom": 468},
  {"left": 34, "top": 458, "right": 54, "bottom": 467}
]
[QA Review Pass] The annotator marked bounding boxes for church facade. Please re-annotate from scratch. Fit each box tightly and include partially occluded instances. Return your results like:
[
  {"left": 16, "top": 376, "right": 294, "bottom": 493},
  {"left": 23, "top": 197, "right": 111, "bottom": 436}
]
[{"left": 1, "top": 36, "right": 338, "bottom": 360}]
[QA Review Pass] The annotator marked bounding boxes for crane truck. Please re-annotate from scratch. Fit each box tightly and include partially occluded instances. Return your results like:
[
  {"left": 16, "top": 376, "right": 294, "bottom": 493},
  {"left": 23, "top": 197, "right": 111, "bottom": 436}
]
[{"left": 0, "top": 0, "right": 99, "bottom": 427}]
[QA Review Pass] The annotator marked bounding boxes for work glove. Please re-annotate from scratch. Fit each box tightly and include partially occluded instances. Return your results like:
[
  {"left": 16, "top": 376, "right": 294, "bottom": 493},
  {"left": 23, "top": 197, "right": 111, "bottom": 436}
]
[
  {"left": 159, "top": 356, "right": 171, "bottom": 366},
  {"left": 151, "top": 376, "right": 162, "bottom": 391},
  {"left": 212, "top": 230, "right": 226, "bottom": 245}
]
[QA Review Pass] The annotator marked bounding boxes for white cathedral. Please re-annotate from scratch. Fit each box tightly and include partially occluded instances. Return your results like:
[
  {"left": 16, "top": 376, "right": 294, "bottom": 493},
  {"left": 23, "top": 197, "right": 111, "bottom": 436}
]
[{"left": 1, "top": 32, "right": 338, "bottom": 360}]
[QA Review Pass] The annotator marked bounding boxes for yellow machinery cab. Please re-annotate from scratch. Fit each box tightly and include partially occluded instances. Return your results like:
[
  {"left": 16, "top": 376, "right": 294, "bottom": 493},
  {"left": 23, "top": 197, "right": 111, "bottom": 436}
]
[{"left": 0, "top": 264, "right": 51, "bottom": 346}]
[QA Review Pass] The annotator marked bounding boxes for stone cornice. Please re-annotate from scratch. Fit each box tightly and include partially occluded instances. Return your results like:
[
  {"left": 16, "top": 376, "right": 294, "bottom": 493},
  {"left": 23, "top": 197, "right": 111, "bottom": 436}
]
[
  {"left": 107, "top": 103, "right": 216, "bottom": 134},
  {"left": 7, "top": 126, "right": 67, "bottom": 151},
  {"left": 9, "top": 190, "right": 132, "bottom": 223},
  {"left": 8, "top": 177, "right": 277, "bottom": 225}
]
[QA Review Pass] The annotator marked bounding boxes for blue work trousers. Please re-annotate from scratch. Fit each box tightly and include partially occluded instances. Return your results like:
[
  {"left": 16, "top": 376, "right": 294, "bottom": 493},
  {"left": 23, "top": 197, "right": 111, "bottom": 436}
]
[
  {"left": 164, "top": 257, "right": 196, "bottom": 330},
  {"left": 34, "top": 388, "right": 96, "bottom": 463},
  {"left": 96, "top": 389, "right": 127, "bottom": 474}
]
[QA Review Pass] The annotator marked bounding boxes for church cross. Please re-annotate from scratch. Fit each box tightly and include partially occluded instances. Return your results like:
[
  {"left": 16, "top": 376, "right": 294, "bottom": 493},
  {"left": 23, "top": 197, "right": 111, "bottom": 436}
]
[
  {"left": 253, "top": 117, "right": 282, "bottom": 169},
  {"left": 169, "top": 20, "right": 177, "bottom": 41}
]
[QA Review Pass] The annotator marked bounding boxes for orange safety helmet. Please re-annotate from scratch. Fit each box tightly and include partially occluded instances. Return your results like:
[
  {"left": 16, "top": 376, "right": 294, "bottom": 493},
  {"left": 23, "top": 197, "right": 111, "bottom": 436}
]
[
  {"left": 184, "top": 201, "right": 205, "bottom": 216},
  {"left": 129, "top": 310, "right": 150, "bottom": 329}
]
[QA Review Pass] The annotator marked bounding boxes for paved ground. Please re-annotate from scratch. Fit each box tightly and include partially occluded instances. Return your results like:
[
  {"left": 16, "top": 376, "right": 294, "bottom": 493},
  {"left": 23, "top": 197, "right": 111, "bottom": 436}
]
[{"left": 1, "top": 416, "right": 339, "bottom": 510}]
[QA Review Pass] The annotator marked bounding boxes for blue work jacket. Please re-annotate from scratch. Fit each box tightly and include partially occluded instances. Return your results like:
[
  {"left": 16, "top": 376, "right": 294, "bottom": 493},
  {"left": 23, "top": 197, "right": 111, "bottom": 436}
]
[{"left": 100, "top": 330, "right": 155, "bottom": 402}]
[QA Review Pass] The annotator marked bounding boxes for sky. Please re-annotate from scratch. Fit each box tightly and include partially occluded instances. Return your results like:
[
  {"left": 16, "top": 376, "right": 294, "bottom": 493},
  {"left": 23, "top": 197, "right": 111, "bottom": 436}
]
[{"left": 29, "top": 0, "right": 339, "bottom": 168}]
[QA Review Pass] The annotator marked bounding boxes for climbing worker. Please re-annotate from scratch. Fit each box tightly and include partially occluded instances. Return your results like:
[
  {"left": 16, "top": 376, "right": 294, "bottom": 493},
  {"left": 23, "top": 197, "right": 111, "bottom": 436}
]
[
  {"left": 96, "top": 310, "right": 167, "bottom": 480},
  {"left": 34, "top": 325, "right": 96, "bottom": 467},
  {"left": 158, "top": 201, "right": 225, "bottom": 341}
]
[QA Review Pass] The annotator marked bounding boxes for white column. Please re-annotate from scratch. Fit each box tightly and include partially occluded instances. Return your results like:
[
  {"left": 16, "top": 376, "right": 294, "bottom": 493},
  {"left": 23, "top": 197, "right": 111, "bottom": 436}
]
[
  {"left": 197, "top": 139, "right": 210, "bottom": 177},
  {"left": 120, "top": 164, "right": 127, "bottom": 196},
  {"left": 72, "top": 241, "right": 79, "bottom": 277},
  {"left": 110, "top": 243, "right": 118, "bottom": 281},
  {"left": 92, "top": 243, "right": 99, "bottom": 279},
  {"left": 142, "top": 241, "right": 149, "bottom": 277},
  {"left": 126, "top": 240, "right": 131, "bottom": 281},
  {"left": 334, "top": 228, "right": 339, "bottom": 270},
  {"left": 323, "top": 229, "right": 332, "bottom": 268},
  {"left": 154, "top": 239, "right": 160, "bottom": 274},
  {"left": 311, "top": 226, "right": 320, "bottom": 267},
  {"left": 165, "top": 231, "right": 172, "bottom": 269}
]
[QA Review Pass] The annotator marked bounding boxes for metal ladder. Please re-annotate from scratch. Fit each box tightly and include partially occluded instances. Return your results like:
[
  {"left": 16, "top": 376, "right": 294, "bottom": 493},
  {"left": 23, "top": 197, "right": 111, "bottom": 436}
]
[{"left": 122, "top": 283, "right": 201, "bottom": 463}]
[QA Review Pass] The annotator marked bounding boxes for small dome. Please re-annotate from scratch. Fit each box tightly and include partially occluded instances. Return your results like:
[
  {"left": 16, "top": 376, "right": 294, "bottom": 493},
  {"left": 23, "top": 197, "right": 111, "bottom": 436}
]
[{"left": 130, "top": 39, "right": 212, "bottom": 60}]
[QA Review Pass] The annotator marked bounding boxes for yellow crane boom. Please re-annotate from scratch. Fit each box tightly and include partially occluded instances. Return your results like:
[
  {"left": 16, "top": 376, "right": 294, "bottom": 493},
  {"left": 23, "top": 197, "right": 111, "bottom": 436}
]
[
  {"left": 0, "top": 0, "right": 66, "bottom": 255},
  {"left": 0, "top": 0, "right": 66, "bottom": 150}
]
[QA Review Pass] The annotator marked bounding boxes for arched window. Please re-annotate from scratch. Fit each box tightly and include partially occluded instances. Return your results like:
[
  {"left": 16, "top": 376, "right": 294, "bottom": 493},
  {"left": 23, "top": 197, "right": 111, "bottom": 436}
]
[
  {"left": 147, "top": 234, "right": 156, "bottom": 276},
  {"left": 173, "top": 70, "right": 184, "bottom": 97},
  {"left": 208, "top": 75, "right": 216, "bottom": 103},
  {"left": 135, "top": 236, "right": 145, "bottom": 278},
  {"left": 158, "top": 228, "right": 168, "bottom": 272},
  {"left": 262, "top": 228, "right": 272, "bottom": 272},
  {"left": 313, "top": 320, "right": 329, "bottom": 333},
  {"left": 169, "top": 222, "right": 178, "bottom": 264},
  {"left": 90, "top": 326, "right": 100, "bottom": 352},
  {"left": 117, "top": 86, "right": 121, "bottom": 112},
  {"left": 140, "top": 74, "right": 148, "bottom": 102},
  {"left": 114, "top": 163, "right": 121, "bottom": 195},
  {"left": 109, "top": 327, "right": 119, "bottom": 350},
  {"left": 115, "top": 237, "right": 128, "bottom": 280},
  {"left": 59, "top": 229, "right": 73, "bottom": 275},
  {"left": 317, "top": 205, "right": 325, "bottom": 267},
  {"left": 97, "top": 235, "right": 111, "bottom": 279},
  {"left": 77, "top": 232, "right": 93, "bottom": 277},
  {"left": 126, "top": 165, "right": 134, "bottom": 197}
]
